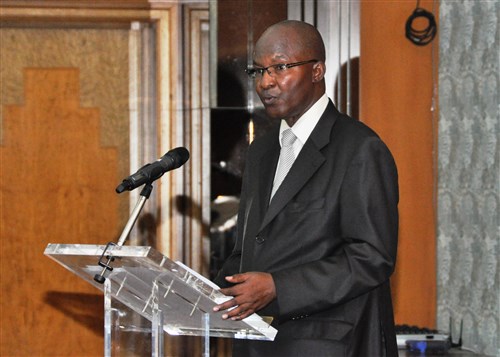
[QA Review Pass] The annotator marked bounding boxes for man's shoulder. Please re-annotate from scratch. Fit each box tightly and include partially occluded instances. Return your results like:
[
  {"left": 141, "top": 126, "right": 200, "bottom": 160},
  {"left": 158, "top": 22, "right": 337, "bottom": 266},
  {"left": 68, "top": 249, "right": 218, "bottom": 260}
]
[
  {"left": 316, "top": 102, "right": 380, "bottom": 140},
  {"left": 332, "top": 112, "right": 381, "bottom": 140}
]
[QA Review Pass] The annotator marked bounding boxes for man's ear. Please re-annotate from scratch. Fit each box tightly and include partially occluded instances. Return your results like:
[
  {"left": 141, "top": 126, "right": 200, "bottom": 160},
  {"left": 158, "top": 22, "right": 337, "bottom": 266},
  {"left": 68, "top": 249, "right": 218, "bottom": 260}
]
[{"left": 312, "top": 61, "right": 326, "bottom": 83}]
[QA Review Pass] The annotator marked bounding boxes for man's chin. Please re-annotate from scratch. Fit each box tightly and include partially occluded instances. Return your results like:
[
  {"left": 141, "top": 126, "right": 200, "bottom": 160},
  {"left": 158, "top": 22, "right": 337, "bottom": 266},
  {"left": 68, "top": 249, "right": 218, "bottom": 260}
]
[{"left": 263, "top": 106, "right": 284, "bottom": 120}]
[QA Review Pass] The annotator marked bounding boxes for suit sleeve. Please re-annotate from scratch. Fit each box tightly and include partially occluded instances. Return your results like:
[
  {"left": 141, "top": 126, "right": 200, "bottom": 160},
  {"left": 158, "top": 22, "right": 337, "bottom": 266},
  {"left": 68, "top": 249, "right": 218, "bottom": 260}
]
[{"left": 271, "top": 137, "right": 399, "bottom": 321}]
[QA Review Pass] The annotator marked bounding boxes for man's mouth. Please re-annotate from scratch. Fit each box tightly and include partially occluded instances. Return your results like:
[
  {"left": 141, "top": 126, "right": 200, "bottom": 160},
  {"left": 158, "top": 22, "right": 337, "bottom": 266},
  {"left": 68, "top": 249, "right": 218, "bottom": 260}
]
[{"left": 261, "top": 95, "right": 278, "bottom": 105}]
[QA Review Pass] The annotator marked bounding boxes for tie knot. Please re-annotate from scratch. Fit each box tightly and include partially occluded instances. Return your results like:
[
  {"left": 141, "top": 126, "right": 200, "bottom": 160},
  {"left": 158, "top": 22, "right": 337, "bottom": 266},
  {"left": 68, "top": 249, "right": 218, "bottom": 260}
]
[{"left": 281, "top": 129, "right": 297, "bottom": 147}]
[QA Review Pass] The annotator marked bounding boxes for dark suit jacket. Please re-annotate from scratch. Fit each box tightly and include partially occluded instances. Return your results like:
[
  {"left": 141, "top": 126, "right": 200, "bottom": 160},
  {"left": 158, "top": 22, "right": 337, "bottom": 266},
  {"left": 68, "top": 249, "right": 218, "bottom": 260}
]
[{"left": 215, "top": 101, "right": 399, "bottom": 357}]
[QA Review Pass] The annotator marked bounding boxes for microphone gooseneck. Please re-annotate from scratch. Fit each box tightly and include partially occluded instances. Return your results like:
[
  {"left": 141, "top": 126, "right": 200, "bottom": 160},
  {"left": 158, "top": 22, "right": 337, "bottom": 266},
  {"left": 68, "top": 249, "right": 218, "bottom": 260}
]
[{"left": 95, "top": 147, "right": 189, "bottom": 284}]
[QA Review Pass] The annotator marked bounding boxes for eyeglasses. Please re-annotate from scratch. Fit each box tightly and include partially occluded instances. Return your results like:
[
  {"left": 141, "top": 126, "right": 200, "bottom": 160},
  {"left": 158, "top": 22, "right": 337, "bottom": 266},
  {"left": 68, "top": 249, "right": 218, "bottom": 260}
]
[{"left": 246, "top": 59, "right": 318, "bottom": 79}]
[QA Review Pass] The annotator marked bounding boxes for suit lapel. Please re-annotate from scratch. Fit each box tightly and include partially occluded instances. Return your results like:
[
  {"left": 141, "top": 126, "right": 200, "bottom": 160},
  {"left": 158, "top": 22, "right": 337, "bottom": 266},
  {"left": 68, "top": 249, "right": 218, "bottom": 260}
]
[
  {"left": 240, "top": 132, "right": 279, "bottom": 271},
  {"left": 258, "top": 143, "right": 280, "bottom": 215},
  {"left": 258, "top": 101, "right": 339, "bottom": 233}
]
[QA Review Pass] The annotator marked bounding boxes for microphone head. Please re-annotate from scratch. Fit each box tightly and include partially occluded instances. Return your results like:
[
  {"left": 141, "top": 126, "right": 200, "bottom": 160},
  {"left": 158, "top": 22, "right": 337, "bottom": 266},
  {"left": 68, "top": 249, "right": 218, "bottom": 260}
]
[{"left": 167, "top": 147, "right": 190, "bottom": 169}]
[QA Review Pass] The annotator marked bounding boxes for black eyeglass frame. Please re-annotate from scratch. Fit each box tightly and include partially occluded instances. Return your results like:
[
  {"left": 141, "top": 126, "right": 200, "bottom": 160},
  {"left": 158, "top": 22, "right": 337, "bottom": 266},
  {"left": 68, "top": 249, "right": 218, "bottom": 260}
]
[{"left": 246, "top": 59, "right": 319, "bottom": 78}]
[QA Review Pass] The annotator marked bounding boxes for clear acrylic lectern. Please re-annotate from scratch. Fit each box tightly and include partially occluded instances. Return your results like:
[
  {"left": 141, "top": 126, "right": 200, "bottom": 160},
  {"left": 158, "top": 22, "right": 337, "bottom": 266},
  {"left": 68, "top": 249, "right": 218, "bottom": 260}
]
[{"left": 44, "top": 243, "right": 277, "bottom": 356}]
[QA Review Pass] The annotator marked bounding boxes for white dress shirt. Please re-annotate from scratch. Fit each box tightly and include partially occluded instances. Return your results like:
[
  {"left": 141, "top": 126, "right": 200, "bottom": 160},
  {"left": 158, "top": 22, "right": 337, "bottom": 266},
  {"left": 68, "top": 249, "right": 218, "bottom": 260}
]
[
  {"left": 275, "top": 93, "right": 329, "bottom": 170},
  {"left": 271, "top": 93, "right": 330, "bottom": 194}
]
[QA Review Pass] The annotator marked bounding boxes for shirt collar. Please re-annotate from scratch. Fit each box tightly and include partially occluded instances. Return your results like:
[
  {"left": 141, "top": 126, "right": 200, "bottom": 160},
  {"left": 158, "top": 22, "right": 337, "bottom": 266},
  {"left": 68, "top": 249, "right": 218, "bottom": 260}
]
[{"left": 279, "top": 93, "right": 329, "bottom": 146}]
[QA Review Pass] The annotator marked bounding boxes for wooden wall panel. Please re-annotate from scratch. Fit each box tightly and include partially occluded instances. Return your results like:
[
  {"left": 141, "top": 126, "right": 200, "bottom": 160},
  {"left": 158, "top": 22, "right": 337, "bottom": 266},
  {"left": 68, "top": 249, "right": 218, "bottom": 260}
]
[
  {"left": 1, "top": 4, "right": 209, "bottom": 355},
  {"left": 360, "top": 1, "right": 438, "bottom": 328},
  {"left": 0, "top": 26, "right": 130, "bottom": 224},
  {"left": 0, "top": 20, "right": 132, "bottom": 355},
  {"left": 1, "top": 68, "right": 118, "bottom": 355}
]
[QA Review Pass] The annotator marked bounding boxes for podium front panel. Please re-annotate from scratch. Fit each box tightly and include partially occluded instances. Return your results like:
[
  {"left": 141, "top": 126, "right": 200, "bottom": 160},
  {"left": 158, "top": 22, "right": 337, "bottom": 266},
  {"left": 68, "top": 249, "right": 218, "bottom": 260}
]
[{"left": 44, "top": 243, "right": 277, "bottom": 341}]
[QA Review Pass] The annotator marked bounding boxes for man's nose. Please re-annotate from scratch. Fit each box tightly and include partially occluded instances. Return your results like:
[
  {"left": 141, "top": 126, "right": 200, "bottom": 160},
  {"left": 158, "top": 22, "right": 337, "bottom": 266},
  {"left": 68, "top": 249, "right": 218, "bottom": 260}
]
[{"left": 258, "top": 70, "right": 276, "bottom": 88}]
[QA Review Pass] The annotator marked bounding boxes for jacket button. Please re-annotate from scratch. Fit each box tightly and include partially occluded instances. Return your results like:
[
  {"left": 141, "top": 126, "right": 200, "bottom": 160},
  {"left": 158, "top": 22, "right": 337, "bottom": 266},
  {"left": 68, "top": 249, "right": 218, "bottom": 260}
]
[{"left": 255, "top": 236, "right": 265, "bottom": 244}]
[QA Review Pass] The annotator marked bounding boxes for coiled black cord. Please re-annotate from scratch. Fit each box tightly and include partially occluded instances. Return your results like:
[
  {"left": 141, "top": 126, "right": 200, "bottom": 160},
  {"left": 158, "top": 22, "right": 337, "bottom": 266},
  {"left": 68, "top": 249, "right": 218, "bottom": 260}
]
[{"left": 405, "top": 1, "right": 437, "bottom": 46}]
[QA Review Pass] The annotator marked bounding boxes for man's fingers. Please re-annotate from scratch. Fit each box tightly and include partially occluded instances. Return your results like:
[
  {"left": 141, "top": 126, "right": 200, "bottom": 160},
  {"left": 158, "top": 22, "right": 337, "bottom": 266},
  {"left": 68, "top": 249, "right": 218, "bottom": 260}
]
[
  {"left": 222, "top": 304, "right": 255, "bottom": 320},
  {"left": 232, "top": 308, "right": 254, "bottom": 320},
  {"left": 213, "top": 272, "right": 275, "bottom": 319},
  {"left": 218, "top": 286, "right": 236, "bottom": 297},
  {"left": 212, "top": 298, "right": 255, "bottom": 320},
  {"left": 213, "top": 298, "right": 237, "bottom": 312},
  {"left": 225, "top": 273, "right": 250, "bottom": 283}
]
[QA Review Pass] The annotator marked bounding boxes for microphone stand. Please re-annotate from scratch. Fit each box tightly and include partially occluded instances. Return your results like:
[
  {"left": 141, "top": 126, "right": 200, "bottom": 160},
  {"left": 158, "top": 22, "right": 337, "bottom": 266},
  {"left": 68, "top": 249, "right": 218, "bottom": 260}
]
[{"left": 94, "top": 183, "right": 154, "bottom": 284}]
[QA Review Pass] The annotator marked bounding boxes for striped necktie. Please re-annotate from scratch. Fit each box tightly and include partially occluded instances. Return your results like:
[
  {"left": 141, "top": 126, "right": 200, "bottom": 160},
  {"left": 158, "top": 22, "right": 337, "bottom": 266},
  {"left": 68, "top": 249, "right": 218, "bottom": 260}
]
[{"left": 270, "top": 128, "right": 297, "bottom": 199}]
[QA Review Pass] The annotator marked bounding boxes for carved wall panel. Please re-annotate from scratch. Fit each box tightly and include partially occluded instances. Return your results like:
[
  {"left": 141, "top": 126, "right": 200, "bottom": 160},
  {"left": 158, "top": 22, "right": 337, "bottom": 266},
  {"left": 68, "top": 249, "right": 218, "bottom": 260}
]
[{"left": 0, "top": 3, "right": 210, "bottom": 354}]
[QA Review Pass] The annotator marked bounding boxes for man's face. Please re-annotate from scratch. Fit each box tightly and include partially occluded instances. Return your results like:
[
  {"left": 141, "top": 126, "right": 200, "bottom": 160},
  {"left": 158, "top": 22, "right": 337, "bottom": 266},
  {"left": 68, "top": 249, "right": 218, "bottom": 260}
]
[{"left": 253, "top": 30, "right": 318, "bottom": 125}]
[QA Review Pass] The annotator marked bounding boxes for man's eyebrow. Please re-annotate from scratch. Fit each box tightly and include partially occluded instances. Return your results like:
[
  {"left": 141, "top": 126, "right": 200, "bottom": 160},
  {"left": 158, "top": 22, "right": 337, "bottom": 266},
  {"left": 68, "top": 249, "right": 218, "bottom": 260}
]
[
  {"left": 252, "top": 61, "right": 287, "bottom": 68},
  {"left": 252, "top": 55, "right": 288, "bottom": 67}
]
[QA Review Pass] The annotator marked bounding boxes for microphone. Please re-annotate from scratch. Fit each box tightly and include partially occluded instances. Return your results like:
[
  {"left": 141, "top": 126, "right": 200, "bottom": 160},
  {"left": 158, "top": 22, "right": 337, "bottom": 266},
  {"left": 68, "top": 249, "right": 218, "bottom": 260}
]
[{"left": 116, "top": 147, "right": 190, "bottom": 193}]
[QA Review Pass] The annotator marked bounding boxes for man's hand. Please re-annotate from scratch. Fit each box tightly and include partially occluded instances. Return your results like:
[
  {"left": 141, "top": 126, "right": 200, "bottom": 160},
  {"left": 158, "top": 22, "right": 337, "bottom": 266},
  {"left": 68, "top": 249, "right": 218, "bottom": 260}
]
[{"left": 213, "top": 272, "right": 276, "bottom": 320}]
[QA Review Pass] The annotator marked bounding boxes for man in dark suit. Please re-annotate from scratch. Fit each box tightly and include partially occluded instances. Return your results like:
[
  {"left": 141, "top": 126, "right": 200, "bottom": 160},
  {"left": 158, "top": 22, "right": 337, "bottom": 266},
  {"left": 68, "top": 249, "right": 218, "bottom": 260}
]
[{"left": 214, "top": 20, "right": 399, "bottom": 357}]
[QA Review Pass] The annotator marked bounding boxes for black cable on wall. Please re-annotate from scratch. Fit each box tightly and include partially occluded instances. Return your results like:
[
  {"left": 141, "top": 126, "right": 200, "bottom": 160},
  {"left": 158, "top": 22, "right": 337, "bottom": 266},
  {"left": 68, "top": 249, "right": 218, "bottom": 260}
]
[{"left": 405, "top": 0, "right": 437, "bottom": 46}]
